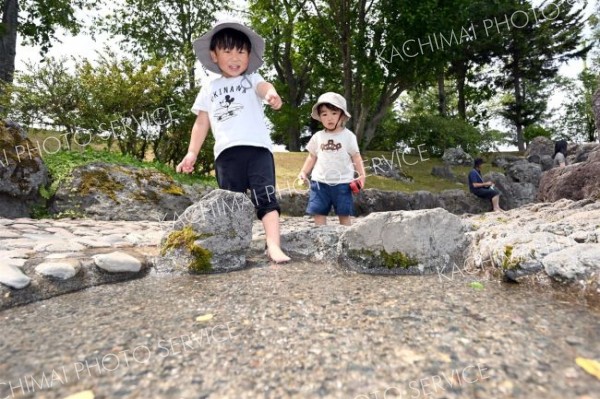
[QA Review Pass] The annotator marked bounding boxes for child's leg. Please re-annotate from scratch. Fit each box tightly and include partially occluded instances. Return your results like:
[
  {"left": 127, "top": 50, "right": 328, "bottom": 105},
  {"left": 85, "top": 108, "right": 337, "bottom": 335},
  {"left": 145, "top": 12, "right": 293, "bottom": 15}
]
[
  {"left": 338, "top": 215, "right": 351, "bottom": 226},
  {"left": 334, "top": 184, "right": 354, "bottom": 226},
  {"left": 247, "top": 148, "right": 290, "bottom": 263},
  {"left": 262, "top": 210, "right": 290, "bottom": 262},
  {"left": 314, "top": 215, "right": 327, "bottom": 225}
]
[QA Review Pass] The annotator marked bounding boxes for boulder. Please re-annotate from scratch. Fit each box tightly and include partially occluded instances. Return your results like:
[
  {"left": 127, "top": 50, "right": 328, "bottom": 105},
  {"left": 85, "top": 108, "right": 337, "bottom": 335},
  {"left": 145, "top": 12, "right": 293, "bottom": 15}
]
[
  {"left": 505, "top": 162, "right": 542, "bottom": 186},
  {"left": 278, "top": 189, "right": 309, "bottom": 217},
  {"left": 442, "top": 147, "right": 473, "bottom": 166},
  {"left": 465, "top": 199, "right": 600, "bottom": 292},
  {"left": 540, "top": 155, "right": 554, "bottom": 171},
  {"left": 438, "top": 189, "right": 491, "bottom": 214},
  {"left": 50, "top": 162, "right": 196, "bottom": 221},
  {"left": 572, "top": 143, "right": 600, "bottom": 164},
  {"left": 156, "top": 190, "right": 254, "bottom": 273},
  {"left": 0, "top": 121, "right": 50, "bottom": 218},
  {"left": 525, "top": 136, "right": 554, "bottom": 163},
  {"left": 484, "top": 172, "right": 537, "bottom": 210},
  {"left": 491, "top": 154, "right": 523, "bottom": 169},
  {"left": 431, "top": 165, "right": 456, "bottom": 181},
  {"left": 366, "top": 158, "right": 412, "bottom": 182},
  {"left": 537, "top": 157, "right": 600, "bottom": 202},
  {"left": 338, "top": 208, "right": 469, "bottom": 275}
]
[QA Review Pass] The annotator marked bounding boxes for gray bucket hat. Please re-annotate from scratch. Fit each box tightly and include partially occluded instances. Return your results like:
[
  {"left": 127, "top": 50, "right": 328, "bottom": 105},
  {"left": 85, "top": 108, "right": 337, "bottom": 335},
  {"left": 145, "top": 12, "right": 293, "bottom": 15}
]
[
  {"left": 192, "top": 19, "right": 265, "bottom": 75},
  {"left": 311, "top": 92, "right": 352, "bottom": 121}
]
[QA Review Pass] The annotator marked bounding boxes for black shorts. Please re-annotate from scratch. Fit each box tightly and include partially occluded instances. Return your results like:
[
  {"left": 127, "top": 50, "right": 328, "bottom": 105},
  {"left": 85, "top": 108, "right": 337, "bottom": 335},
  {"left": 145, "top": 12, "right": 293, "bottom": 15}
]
[
  {"left": 471, "top": 187, "right": 499, "bottom": 200},
  {"left": 215, "top": 146, "right": 280, "bottom": 220}
]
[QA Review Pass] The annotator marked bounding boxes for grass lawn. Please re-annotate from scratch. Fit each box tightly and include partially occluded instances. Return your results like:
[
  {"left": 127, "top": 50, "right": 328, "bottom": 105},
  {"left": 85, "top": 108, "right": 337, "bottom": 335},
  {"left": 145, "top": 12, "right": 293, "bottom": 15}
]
[
  {"left": 24, "top": 128, "right": 506, "bottom": 193},
  {"left": 274, "top": 150, "right": 505, "bottom": 193}
]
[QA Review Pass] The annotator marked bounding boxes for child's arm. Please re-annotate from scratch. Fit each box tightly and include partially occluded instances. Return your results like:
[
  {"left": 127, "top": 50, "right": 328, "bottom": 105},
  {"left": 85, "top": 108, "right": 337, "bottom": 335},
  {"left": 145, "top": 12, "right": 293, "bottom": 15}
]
[
  {"left": 176, "top": 111, "right": 210, "bottom": 173},
  {"left": 298, "top": 153, "right": 317, "bottom": 182},
  {"left": 352, "top": 153, "right": 366, "bottom": 187},
  {"left": 257, "top": 82, "right": 282, "bottom": 110}
]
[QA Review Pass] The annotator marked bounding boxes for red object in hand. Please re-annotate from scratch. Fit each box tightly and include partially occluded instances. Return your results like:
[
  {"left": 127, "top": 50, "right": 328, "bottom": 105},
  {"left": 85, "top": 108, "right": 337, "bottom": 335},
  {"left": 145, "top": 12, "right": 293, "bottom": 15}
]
[{"left": 349, "top": 179, "right": 363, "bottom": 195}]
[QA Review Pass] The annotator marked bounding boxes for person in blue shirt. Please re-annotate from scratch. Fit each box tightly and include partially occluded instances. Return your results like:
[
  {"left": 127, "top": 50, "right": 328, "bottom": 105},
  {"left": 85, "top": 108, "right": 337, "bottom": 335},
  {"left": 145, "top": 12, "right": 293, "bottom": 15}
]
[{"left": 468, "top": 158, "right": 504, "bottom": 212}]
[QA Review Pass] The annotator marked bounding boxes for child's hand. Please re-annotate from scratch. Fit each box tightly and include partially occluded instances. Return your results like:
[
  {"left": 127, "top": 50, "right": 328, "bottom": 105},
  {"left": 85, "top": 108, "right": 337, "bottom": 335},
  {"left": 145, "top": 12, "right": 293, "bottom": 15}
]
[
  {"left": 298, "top": 171, "right": 308, "bottom": 184},
  {"left": 176, "top": 152, "right": 197, "bottom": 174},
  {"left": 265, "top": 91, "right": 282, "bottom": 110}
]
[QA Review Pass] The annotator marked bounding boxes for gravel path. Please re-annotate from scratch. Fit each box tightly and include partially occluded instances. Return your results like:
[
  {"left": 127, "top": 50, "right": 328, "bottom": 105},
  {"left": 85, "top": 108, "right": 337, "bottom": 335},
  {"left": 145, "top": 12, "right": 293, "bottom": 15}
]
[{"left": 1, "top": 259, "right": 599, "bottom": 399}]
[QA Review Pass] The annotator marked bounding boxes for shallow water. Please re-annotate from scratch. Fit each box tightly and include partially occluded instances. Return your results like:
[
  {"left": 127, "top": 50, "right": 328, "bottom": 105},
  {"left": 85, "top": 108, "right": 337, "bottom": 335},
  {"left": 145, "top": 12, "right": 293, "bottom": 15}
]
[{"left": 1, "top": 260, "right": 599, "bottom": 399}]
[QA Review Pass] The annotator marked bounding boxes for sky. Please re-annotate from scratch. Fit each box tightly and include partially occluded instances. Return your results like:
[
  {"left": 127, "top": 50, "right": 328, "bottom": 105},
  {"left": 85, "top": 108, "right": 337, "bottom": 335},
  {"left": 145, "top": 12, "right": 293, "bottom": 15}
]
[{"left": 13, "top": 1, "right": 599, "bottom": 151}]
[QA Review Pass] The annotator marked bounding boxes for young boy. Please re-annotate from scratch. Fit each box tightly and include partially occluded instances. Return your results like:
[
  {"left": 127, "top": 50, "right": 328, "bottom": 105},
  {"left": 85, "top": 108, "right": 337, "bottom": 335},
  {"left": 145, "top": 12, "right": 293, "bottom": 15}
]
[
  {"left": 298, "top": 92, "right": 366, "bottom": 226},
  {"left": 177, "top": 20, "right": 290, "bottom": 263}
]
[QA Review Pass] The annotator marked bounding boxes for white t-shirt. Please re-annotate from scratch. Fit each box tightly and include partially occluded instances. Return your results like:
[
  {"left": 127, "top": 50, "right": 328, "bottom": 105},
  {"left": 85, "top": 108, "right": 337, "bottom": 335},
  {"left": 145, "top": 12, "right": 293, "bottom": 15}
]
[
  {"left": 306, "top": 128, "right": 360, "bottom": 184},
  {"left": 191, "top": 73, "right": 272, "bottom": 159}
]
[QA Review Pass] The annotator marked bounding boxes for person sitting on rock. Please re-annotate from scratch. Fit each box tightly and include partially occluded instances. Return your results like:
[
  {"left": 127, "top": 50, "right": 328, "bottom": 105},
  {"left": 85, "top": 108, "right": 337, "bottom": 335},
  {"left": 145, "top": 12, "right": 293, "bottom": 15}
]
[
  {"left": 553, "top": 139, "right": 568, "bottom": 168},
  {"left": 468, "top": 158, "right": 504, "bottom": 212}
]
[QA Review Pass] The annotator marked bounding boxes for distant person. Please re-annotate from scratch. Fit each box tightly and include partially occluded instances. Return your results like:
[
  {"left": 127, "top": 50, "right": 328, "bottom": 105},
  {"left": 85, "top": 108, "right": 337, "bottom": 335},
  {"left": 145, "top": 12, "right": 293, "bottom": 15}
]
[
  {"left": 298, "top": 92, "right": 366, "bottom": 226},
  {"left": 553, "top": 139, "right": 568, "bottom": 168},
  {"left": 468, "top": 158, "right": 504, "bottom": 212}
]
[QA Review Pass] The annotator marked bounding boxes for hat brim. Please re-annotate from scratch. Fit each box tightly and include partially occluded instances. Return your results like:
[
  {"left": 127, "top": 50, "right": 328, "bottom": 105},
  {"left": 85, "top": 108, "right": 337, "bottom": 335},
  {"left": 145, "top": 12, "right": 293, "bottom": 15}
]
[
  {"left": 193, "top": 22, "right": 265, "bottom": 75},
  {"left": 311, "top": 102, "right": 352, "bottom": 121}
]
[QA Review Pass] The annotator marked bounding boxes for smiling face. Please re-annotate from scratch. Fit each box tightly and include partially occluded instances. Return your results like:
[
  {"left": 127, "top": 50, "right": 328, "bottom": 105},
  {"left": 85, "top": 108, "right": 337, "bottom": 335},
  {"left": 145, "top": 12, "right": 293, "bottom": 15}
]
[
  {"left": 210, "top": 47, "right": 250, "bottom": 78},
  {"left": 318, "top": 104, "right": 345, "bottom": 132},
  {"left": 209, "top": 28, "right": 252, "bottom": 78}
]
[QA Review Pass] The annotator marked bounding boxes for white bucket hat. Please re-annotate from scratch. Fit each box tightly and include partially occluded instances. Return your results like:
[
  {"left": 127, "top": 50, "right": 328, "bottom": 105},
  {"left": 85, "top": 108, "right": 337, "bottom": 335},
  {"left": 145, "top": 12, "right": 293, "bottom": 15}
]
[
  {"left": 311, "top": 92, "right": 352, "bottom": 121},
  {"left": 192, "top": 19, "right": 265, "bottom": 75}
]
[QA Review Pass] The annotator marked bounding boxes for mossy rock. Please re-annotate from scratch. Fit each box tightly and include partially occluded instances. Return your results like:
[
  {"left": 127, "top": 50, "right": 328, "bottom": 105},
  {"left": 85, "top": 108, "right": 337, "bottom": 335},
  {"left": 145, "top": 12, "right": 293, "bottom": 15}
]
[
  {"left": 161, "top": 225, "right": 213, "bottom": 273},
  {"left": 348, "top": 248, "right": 419, "bottom": 270}
]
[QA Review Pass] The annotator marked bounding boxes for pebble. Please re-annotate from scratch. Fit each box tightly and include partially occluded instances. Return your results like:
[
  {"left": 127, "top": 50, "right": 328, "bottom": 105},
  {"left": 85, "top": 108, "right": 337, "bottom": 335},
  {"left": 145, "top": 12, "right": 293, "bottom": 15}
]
[
  {"left": 0, "top": 264, "right": 31, "bottom": 289},
  {"left": 35, "top": 260, "right": 81, "bottom": 280},
  {"left": 93, "top": 251, "right": 142, "bottom": 273},
  {"left": 0, "top": 217, "right": 166, "bottom": 290}
]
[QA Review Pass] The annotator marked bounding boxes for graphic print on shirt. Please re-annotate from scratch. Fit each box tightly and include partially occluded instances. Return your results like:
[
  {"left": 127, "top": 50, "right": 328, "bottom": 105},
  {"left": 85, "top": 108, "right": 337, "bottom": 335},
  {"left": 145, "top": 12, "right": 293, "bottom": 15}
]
[
  {"left": 215, "top": 95, "right": 243, "bottom": 122},
  {"left": 320, "top": 139, "right": 342, "bottom": 152}
]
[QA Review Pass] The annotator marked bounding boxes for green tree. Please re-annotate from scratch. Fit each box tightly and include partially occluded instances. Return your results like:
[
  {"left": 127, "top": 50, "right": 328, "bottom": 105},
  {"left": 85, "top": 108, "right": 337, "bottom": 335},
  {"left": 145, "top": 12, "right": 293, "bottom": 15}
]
[
  {"left": 0, "top": 0, "right": 98, "bottom": 87},
  {"left": 553, "top": 69, "right": 598, "bottom": 142},
  {"left": 100, "top": 0, "right": 226, "bottom": 90},
  {"left": 494, "top": 0, "right": 589, "bottom": 151}
]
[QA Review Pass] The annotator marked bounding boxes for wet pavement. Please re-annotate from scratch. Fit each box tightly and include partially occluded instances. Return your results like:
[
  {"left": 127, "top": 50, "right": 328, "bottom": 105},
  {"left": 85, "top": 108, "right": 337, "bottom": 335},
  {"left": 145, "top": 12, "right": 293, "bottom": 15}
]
[{"left": 1, "top": 259, "right": 600, "bottom": 399}]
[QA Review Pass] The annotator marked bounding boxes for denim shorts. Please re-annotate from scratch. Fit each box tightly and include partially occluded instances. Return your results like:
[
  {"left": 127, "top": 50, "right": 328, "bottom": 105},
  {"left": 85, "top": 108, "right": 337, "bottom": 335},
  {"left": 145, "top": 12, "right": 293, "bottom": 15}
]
[{"left": 306, "top": 181, "right": 354, "bottom": 216}]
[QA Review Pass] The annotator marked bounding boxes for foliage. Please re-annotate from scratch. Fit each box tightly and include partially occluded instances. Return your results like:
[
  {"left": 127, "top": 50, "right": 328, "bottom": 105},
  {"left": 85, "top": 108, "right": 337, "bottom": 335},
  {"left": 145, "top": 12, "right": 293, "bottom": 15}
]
[
  {"left": 99, "top": 0, "right": 225, "bottom": 89},
  {"left": 523, "top": 124, "right": 552, "bottom": 144}
]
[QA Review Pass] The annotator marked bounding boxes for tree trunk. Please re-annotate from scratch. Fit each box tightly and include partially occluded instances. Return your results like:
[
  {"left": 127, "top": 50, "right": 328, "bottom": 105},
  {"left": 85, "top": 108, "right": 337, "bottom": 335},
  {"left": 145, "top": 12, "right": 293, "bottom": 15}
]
[
  {"left": 437, "top": 67, "right": 446, "bottom": 117},
  {"left": 512, "top": 52, "right": 525, "bottom": 152},
  {"left": 593, "top": 86, "right": 600, "bottom": 143},
  {"left": 0, "top": 0, "right": 18, "bottom": 87},
  {"left": 455, "top": 60, "right": 467, "bottom": 120}
]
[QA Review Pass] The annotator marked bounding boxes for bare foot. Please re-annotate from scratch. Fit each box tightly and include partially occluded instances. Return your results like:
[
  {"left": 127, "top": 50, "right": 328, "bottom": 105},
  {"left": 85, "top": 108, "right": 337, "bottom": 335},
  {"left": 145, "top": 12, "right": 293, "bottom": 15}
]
[
  {"left": 492, "top": 208, "right": 505, "bottom": 212},
  {"left": 266, "top": 244, "right": 291, "bottom": 264}
]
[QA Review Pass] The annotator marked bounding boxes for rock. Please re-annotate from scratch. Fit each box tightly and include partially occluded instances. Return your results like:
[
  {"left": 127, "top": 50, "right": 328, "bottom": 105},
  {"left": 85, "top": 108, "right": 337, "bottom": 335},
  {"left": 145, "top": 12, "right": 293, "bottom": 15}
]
[
  {"left": 281, "top": 225, "right": 345, "bottom": 261},
  {"left": 156, "top": 190, "right": 254, "bottom": 274},
  {"left": 431, "top": 165, "right": 456, "bottom": 181},
  {"left": 0, "top": 120, "right": 50, "bottom": 218},
  {"left": 537, "top": 158, "right": 600, "bottom": 202},
  {"left": 491, "top": 155, "right": 523, "bottom": 169},
  {"left": 93, "top": 251, "right": 143, "bottom": 273},
  {"left": 50, "top": 162, "right": 194, "bottom": 221},
  {"left": 572, "top": 143, "right": 600, "bottom": 164},
  {"left": 0, "top": 263, "right": 31, "bottom": 289},
  {"left": 543, "top": 244, "right": 600, "bottom": 282},
  {"left": 540, "top": 155, "right": 554, "bottom": 171},
  {"left": 437, "top": 189, "right": 491, "bottom": 214},
  {"left": 525, "top": 137, "right": 554, "bottom": 162},
  {"left": 505, "top": 162, "right": 542, "bottom": 186},
  {"left": 465, "top": 199, "right": 600, "bottom": 288},
  {"left": 35, "top": 260, "right": 81, "bottom": 280},
  {"left": 442, "top": 147, "right": 473, "bottom": 166},
  {"left": 484, "top": 172, "right": 537, "bottom": 210},
  {"left": 338, "top": 208, "right": 469, "bottom": 275},
  {"left": 278, "top": 189, "right": 309, "bottom": 217},
  {"left": 366, "top": 158, "right": 412, "bottom": 182}
]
